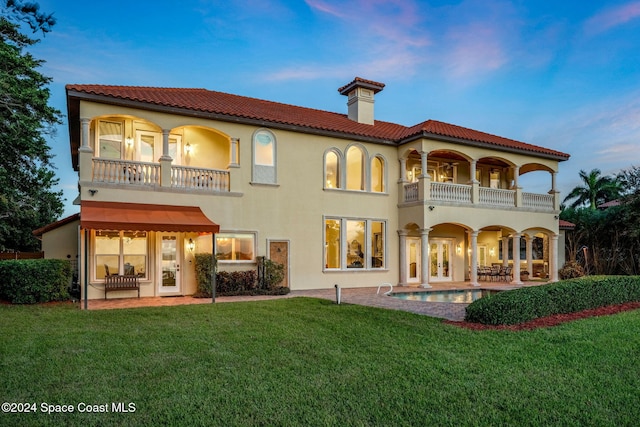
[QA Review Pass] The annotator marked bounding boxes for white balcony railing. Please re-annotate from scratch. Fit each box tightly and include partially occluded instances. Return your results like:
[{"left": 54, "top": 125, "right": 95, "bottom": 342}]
[
  {"left": 479, "top": 187, "right": 515, "bottom": 207},
  {"left": 523, "top": 192, "right": 553, "bottom": 210},
  {"left": 92, "top": 159, "right": 160, "bottom": 186},
  {"left": 430, "top": 182, "right": 472, "bottom": 204},
  {"left": 404, "top": 182, "right": 419, "bottom": 202},
  {"left": 171, "top": 165, "right": 230, "bottom": 192}
]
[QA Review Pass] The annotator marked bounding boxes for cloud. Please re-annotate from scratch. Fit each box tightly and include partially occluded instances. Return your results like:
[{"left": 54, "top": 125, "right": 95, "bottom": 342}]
[
  {"left": 442, "top": 23, "right": 508, "bottom": 79},
  {"left": 584, "top": 1, "right": 640, "bottom": 35},
  {"left": 263, "top": 0, "right": 429, "bottom": 81}
]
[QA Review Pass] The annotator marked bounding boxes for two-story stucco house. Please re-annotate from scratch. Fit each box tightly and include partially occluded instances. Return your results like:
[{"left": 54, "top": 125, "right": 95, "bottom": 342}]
[{"left": 46, "top": 77, "right": 570, "bottom": 300}]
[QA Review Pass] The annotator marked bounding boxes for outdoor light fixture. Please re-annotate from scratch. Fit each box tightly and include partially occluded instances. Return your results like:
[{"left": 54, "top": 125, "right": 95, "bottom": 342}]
[
  {"left": 490, "top": 247, "right": 495, "bottom": 257},
  {"left": 428, "top": 205, "right": 435, "bottom": 211},
  {"left": 456, "top": 244, "right": 461, "bottom": 254},
  {"left": 185, "top": 143, "right": 192, "bottom": 154},
  {"left": 187, "top": 238, "right": 195, "bottom": 252},
  {"left": 125, "top": 135, "right": 134, "bottom": 147}
]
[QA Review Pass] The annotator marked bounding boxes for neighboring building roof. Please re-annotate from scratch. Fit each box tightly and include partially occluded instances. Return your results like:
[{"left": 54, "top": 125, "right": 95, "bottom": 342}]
[
  {"left": 559, "top": 219, "right": 576, "bottom": 230},
  {"left": 66, "top": 82, "right": 571, "bottom": 169},
  {"left": 33, "top": 213, "right": 80, "bottom": 237},
  {"left": 598, "top": 199, "right": 621, "bottom": 209}
]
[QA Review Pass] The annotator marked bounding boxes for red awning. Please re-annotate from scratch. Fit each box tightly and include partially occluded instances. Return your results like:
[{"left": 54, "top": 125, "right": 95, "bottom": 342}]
[{"left": 80, "top": 201, "right": 219, "bottom": 233}]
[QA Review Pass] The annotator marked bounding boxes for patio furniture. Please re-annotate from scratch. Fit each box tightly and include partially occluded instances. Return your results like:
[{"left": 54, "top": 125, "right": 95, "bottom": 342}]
[
  {"left": 499, "top": 266, "right": 512, "bottom": 282},
  {"left": 104, "top": 275, "right": 140, "bottom": 299},
  {"left": 489, "top": 265, "right": 501, "bottom": 281}
]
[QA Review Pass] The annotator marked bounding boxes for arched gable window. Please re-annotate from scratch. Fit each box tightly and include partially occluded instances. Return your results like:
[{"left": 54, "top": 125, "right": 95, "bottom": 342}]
[
  {"left": 371, "top": 155, "right": 385, "bottom": 193},
  {"left": 252, "top": 129, "right": 277, "bottom": 184},
  {"left": 346, "top": 145, "right": 365, "bottom": 191},
  {"left": 324, "top": 149, "right": 341, "bottom": 189}
]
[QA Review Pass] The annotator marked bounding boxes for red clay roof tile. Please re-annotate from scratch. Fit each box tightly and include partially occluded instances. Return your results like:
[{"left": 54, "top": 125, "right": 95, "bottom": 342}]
[{"left": 66, "top": 84, "right": 570, "bottom": 160}]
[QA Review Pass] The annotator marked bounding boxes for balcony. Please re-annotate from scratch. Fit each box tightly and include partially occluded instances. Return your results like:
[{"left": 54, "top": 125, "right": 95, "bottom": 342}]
[
  {"left": 402, "top": 180, "right": 556, "bottom": 212},
  {"left": 91, "top": 158, "right": 230, "bottom": 192}
]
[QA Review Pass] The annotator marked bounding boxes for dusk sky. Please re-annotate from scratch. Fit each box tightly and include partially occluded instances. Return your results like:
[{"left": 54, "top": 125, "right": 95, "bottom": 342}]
[{"left": 27, "top": 0, "right": 640, "bottom": 216}]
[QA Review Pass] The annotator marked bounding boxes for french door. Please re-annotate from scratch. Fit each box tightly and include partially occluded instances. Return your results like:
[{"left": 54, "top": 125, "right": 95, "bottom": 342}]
[
  {"left": 430, "top": 239, "right": 452, "bottom": 282},
  {"left": 157, "top": 233, "right": 181, "bottom": 295},
  {"left": 406, "top": 238, "right": 421, "bottom": 284}
]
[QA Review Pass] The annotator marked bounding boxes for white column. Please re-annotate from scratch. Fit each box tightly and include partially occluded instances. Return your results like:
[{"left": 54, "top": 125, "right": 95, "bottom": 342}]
[
  {"left": 160, "top": 129, "right": 171, "bottom": 160},
  {"left": 398, "top": 230, "right": 408, "bottom": 286},
  {"left": 80, "top": 118, "right": 92, "bottom": 151},
  {"left": 399, "top": 158, "right": 407, "bottom": 182},
  {"left": 550, "top": 233, "right": 559, "bottom": 282},
  {"left": 511, "top": 233, "right": 523, "bottom": 285},
  {"left": 502, "top": 236, "right": 509, "bottom": 267},
  {"left": 469, "top": 230, "right": 479, "bottom": 286},
  {"left": 525, "top": 235, "right": 533, "bottom": 278},
  {"left": 420, "top": 228, "right": 431, "bottom": 288},
  {"left": 469, "top": 160, "right": 478, "bottom": 183},
  {"left": 230, "top": 138, "right": 239, "bottom": 166},
  {"left": 420, "top": 151, "right": 428, "bottom": 178}
]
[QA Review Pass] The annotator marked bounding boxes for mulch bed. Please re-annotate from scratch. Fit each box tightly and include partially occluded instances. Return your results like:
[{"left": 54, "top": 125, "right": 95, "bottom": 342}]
[{"left": 445, "top": 302, "right": 640, "bottom": 331}]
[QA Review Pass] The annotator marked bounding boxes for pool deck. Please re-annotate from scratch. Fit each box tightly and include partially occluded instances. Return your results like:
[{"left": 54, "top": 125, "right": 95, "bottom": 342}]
[{"left": 84, "top": 281, "right": 547, "bottom": 322}]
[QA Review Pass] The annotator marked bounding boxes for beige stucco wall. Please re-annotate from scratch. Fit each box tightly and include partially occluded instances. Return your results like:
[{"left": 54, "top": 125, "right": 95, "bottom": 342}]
[
  {"left": 76, "top": 101, "right": 565, "bottom": 299},
  {"left": 41, "top": 219, "right": 79, "bottom": 261}
]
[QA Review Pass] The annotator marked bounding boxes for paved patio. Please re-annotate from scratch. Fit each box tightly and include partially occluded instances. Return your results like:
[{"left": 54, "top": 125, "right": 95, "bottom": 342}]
[{"left": 84, "top": 281, "right": 546, "bottom": 322}]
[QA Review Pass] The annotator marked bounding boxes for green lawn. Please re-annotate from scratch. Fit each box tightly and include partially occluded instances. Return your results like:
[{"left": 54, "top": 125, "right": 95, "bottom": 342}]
[{"left": 1, "top": 298, "right": 639, "bottom": 426}]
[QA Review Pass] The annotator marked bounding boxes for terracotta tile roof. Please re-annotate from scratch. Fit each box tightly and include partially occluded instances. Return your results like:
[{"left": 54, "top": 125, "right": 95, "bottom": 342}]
[
  {"left": 338, "top": 77, "right": 386, "bottom": 95},
  {"left": 598, "top": 199, "right": 621, "bottom": 209},
  {"left": 559, "top": 219, "right": 576, "bottom": 230},
  {"left": 33, "top": 213, "right": 80, "bottom": 237},
  {"left": 66, "top": 84, "right": 570, "bottom": 160}
]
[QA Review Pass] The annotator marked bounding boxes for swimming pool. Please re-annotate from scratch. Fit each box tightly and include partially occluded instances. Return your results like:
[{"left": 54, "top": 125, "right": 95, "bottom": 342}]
[{"left": 390, "top": 289, "right": 499, "bottom": 303}]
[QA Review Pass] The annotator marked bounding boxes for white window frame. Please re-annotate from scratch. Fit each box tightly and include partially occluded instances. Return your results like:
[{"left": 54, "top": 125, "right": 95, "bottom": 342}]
[
  {"left": 96, "top": 119, "right": 124, "bottom": 159},
  {"left": 215, "top": 232, "right": 258, "bottom": 263},
  {"left": 251, "top": 129, "right": 277, "bottom": 185},
  {"left": 323, "top": 216, "right": 387, "bottom": 271},
  {"left": 93, "top": 230, "right": 148, "bottom": 281}
]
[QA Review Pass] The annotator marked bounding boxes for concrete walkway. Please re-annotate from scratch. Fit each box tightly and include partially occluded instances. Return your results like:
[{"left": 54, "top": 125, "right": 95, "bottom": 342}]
[{"left": 85, "top": 281, "right": 545, "bottom": 322}]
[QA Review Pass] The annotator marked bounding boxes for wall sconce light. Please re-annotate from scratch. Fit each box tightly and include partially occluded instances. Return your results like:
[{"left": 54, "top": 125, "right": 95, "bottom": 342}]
[
  {"left": 489, "top": 247, "right": 495, "bottom": 257},
  {"left": 125, "top": 135, "right": 134, "bottom": 147},
  {"left": 554, "top": 215, "right": 559, "bottom": 220},
  {"left": 187, "top": 238, "right": 195, "bottom": 252},
  {"left": 456, "top": 244, "right": 462, "bottom": 254},
  {"left": 428, "top": 205, "right": 435, "bottom": 211},
  {"left": 185, "top": 142, "right": 192, "bottom": 154}
]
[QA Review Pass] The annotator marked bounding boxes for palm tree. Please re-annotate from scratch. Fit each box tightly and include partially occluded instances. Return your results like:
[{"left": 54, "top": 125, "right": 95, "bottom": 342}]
[{"left": 563, "top": 169, "right": 622, "bottom": 210}]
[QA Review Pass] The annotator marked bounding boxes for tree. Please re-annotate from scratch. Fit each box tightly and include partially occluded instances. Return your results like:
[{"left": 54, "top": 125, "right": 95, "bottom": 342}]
[
  {"left": 0, "top": 0, "right": 63, "bottom": 251},
  {"left": 562, "top": 168, "right": 622, "bottom": 210}
]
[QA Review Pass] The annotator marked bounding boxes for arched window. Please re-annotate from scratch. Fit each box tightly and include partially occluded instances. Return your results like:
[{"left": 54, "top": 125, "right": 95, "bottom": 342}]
[
  {"left": 325, "top": 150, "right": 341, "bottom": 189},
  {"left": 346, "top": 145, "right": 365, "bottom": 191},
  {"left": 371, "top": 155, "right": 385, "bottom": 192},
  {"left": 252, "top": 129, "right": 277, "bottom": 184}
]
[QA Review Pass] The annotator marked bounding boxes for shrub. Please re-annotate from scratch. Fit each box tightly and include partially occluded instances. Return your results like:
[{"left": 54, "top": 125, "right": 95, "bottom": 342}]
[
  {"left": 559, "top": 261, "right": 585, "bottom": 280},
  {"left": 194, "top": 254, "right": 288, "bottom": 297},
  {"left": 0, "top": 259, "right": 71, "bottom": 304},
  {"left": 258, "top": 257, "right": 285, "bottom": 290},
  {"left": 464, "top": 276, "right": 640, "bottom": 325}
]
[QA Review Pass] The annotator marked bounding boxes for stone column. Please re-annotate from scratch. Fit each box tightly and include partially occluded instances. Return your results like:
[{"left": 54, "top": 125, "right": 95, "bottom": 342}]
[
  {"left": 159, "top": 129, "right": 172, "bottom": 188},
  {"left": 469, "top": 230, "right": 479, "bottom": 286},
  {"left": 420, "top": 228, "right": 431, "bottom": 288},
  {"left": 470, "top": 159, "right": 479, "bottom": 204},
  {"left": 525, "top": 235, "right": 534, "bottom": 278},
  {"left": 511, "top": 233, "right": 523, "bottom": 285},
  {"left": 398, "top": 230, "right": 408, "bottom": 286},
  {"left": 230, "top": 137, "right": 239, "bottom": 166},
  {"left": 550, "top": 233, "right": 559, "bottom": 282},
  {"left": 502, "top": 236, "right": 509, "bottom": 267},
  {"left": 514, "top": 165, "right": 522, "bottom": 207},
  {"left": 420, "top": 151, "right": 428, "bottom": 178},
  {"left": 79, "top": 118, "right": 93, "bottom": 183},
  {"left": 398, "top": 158, "right": 408, "bottom": 204}
]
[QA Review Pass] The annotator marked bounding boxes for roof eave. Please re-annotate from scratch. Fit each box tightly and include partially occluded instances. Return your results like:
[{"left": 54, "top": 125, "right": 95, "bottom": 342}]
[{"left": 399, "top": 131, "right": 570, "bottom": 162}]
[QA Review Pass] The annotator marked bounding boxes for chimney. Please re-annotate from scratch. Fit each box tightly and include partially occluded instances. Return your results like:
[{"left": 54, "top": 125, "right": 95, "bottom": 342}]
[{"left": 338, "top": 77, "right": 385, "bottom": 125}]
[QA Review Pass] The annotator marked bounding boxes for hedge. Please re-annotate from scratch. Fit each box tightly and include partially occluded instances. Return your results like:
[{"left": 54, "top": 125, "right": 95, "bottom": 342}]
[
  {"left": 0, "top": 259, "right": 72, "bottom": 304},
  {"left": 193, "top": 253, "right": 289, "bottom": 297},
  {"left": 464, "top": 276, "right": 640, "bottom": 325}
]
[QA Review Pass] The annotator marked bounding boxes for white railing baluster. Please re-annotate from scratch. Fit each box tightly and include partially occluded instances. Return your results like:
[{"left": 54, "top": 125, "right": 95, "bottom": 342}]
[{"left": 170, "top": 165, "right": 230, "bottom": 192}]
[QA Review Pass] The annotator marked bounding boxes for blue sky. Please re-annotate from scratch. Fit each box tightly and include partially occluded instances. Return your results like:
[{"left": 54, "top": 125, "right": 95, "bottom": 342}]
[{"left": 27, "top": 0, "right": 640, "bottom": 216}]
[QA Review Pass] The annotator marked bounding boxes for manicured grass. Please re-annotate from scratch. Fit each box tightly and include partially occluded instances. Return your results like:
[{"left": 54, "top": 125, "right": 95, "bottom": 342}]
[{"left": 1, "top": 298, "right": 639, "bottom": 426}]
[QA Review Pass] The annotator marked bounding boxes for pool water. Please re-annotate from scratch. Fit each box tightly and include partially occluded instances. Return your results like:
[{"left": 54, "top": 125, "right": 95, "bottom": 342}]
[{"left": 390, "top": 289, "right": 500, "bottom": 303}]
